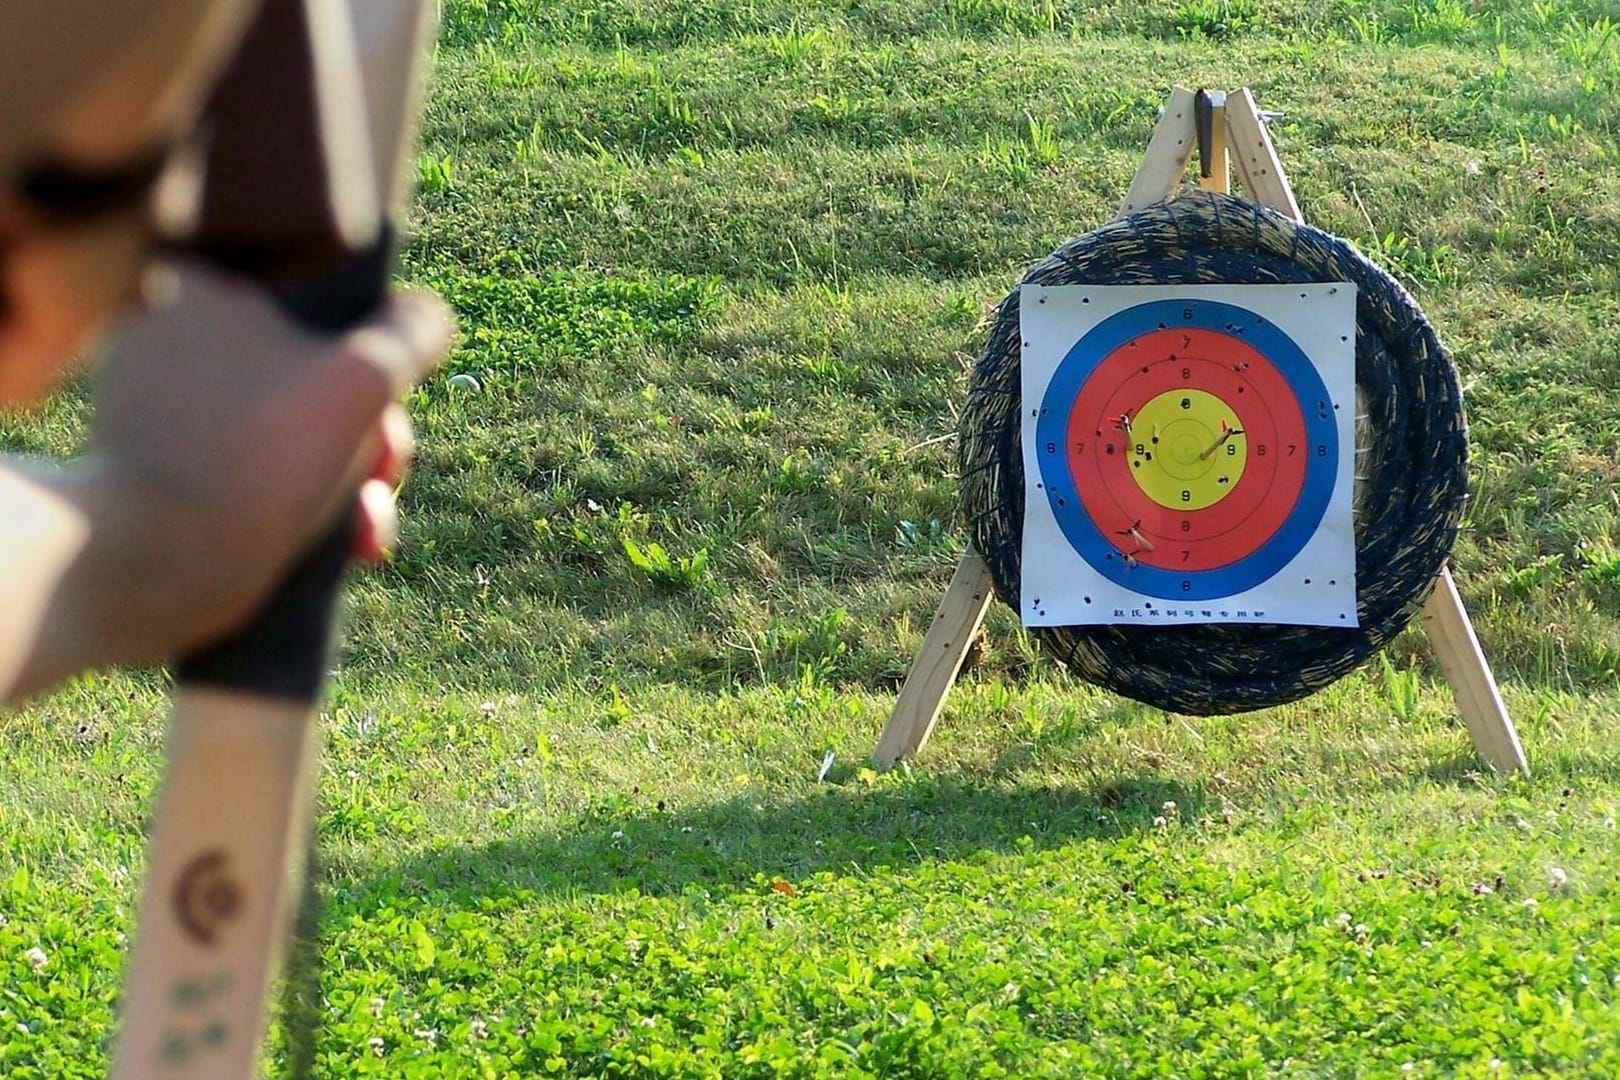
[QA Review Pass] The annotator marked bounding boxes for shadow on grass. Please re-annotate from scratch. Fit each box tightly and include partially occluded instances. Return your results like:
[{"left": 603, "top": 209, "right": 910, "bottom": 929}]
[
  {"left": 1418, "top": 748, "right": 1515, "bottom": 787},
  {"left": 1376, "top": 738, "right": 1620, "bottom": 790},
  {"left": 327, "top": 772, "right": 1205, "bottom": 916}
]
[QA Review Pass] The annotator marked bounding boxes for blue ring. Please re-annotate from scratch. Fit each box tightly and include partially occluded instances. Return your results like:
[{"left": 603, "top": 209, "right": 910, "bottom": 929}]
[{"left": 1033, "top": 298, "right": 1338, "bottom": 601}]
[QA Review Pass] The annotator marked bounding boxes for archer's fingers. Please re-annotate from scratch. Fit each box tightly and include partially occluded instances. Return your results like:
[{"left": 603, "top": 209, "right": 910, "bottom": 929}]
[
  {"left": 351, "top": 478, "right": 400, "bottom": 565},
  {"left": 351, "top": 408, "right": 414, "bottom": 563},
  {"left": 371, "top": 404, "right": 415, "bottom": 488},
  {"left": 303, "top": 289, "right": 452, "bottom": 442},
  {"left": 346, "top": 289, "right": 455, "bottom": 398}
]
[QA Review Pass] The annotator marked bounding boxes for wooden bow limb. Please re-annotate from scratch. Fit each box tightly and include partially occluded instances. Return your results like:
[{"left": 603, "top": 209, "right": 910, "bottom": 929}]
[{"left": 108, "top": 1, "right": 435, "bottom": 1077}]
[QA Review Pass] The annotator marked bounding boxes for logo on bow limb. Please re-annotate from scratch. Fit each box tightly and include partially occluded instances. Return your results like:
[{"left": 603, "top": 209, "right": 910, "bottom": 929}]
[{"left": 172, "top": 850, "right": 244, "bottom": 947}]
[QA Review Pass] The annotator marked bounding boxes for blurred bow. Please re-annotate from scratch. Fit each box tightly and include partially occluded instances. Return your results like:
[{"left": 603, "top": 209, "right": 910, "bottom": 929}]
[{"left": 109, "top": 1, "right": 434, "bottom": 1076}]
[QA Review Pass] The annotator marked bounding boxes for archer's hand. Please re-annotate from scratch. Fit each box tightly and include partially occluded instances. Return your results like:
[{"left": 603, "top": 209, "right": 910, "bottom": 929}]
[{"left": 85, "top": 258, "right": 451, "bottom": 655}]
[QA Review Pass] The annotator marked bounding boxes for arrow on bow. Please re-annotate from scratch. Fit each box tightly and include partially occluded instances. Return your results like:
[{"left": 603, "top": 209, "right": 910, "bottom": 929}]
[{"left": 109, "top": 1, "right": 435, "bottom": 1076}]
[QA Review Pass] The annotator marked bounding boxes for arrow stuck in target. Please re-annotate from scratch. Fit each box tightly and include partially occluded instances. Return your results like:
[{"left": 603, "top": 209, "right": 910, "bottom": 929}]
[{"left": 1198, "top": 418, "right": 1245, "bottom": 460}]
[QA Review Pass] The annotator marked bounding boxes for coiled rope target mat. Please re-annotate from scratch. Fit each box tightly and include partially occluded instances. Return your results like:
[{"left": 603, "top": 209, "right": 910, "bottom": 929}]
[{"left": 959, "top": 191, "right": 1469, "bottom": 714}]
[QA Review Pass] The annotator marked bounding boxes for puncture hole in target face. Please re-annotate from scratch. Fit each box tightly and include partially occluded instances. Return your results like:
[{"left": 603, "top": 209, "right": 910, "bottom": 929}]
[{"left": 1035, "top": 298, "right": 1339, "bottom": 602}]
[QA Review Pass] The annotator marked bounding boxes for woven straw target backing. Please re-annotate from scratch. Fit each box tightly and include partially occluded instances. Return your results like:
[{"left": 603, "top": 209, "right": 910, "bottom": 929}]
[{"left": 959, "top": 191, "right": 1468, "bottom": 715}]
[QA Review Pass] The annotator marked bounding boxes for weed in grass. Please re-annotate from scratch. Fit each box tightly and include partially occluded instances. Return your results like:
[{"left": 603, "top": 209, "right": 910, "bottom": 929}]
[
  {"left": 1171, "top": 0, "right": 1258, "bottom": 40},
  {"left": 1501, "top": 553, "right": 1565, "bottom": 596},
  {"left": 512, "top": 120, "right": 543, "bottom": 163},
  {"left": 416, "top": 151, "right": 456, "bottom": 195},
  {"left": 419, "top": 257, "right": 719, "bottom": 379},
  {"left": 761, "top": 25, "right": 827, "bottom": 69},
  {"left": 808, "top": 89, "right": 863, "bottom": 127},
  {"left": 773, "top": 451, "right": 818, "bottom": 494},
  {"left": 622, "top": 536, "right": 712, "bottom": 589},
  {"left": 894, "top": 518, "right": 962, "bottom": 563},
  {"left": 761, "top": 608, "right": 854, "bottom": 684},
  {"left": 652, "top": 88, "right": 698, "bottom": 139},
  {"left": 979, "top": 112, "right": 1060, "bottom": 186},
  {"left": 800, "top": 349, "right": 859, "bottom": 385},
  {"left": 1398, "top": 0, "right": 1477, "bottom": 44},
  {"left": 1545, "top": 111, "right": 1589, "bottom": 143},
  {"left": 1377, "top": 653, "right": 1423, "bottom": 723},
  {"left": 1023, "top": 111, "right": 1061, "bottom": 166},
  {"left": 1558, "top": 14, "right": 1618, "bottom": 70},
  {"left": 476, "top": 43, "right": 542, "bottom": 92},
  {"left": 1579, "top": 542, "right": 1620, "bottom": 590},
  {"left": 1359, "top": 230, "right": 1458, "bottom": 288},
  {"left": 1347, "top": 9, "right": 1388, "bottom": 45},
  {"left": 943, "top": 0, "right": 1059, "bottom": 37}
]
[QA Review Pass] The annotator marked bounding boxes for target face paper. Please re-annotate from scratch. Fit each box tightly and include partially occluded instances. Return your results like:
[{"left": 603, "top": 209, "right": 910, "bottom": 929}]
[{"left": 1021, "top": 283, "right": 1358, "bottom": 627}]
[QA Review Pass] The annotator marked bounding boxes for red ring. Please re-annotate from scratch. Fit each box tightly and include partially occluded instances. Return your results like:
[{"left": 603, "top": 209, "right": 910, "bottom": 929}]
[{"left": 1064, "top": 327, "right": 1308, "bottom": 571}]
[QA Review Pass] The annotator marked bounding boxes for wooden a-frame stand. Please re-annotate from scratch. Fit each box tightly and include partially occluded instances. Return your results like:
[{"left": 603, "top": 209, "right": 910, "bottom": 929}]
[{"left": 874, "top": 87, "right": 1529, "bottom": 775}]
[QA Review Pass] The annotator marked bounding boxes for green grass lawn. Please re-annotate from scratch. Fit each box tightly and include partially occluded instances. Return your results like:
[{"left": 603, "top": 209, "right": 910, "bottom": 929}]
[{"left": 5, "top": 1, "right": 1620, "bottom": 1076}]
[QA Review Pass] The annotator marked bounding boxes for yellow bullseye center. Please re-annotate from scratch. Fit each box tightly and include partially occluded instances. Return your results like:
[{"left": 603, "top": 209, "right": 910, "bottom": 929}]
[{"left": 1126, "top": 389, "right": 1247, "bottom": 511}]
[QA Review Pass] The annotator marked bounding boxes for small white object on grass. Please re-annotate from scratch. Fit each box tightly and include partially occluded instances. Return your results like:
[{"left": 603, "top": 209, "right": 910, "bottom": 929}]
[
  {"left": 448, "top": 372, "right": 482, "bottom": 393},
  {"left": 817, "top": 751, "right": 835, "bottom": 783}
]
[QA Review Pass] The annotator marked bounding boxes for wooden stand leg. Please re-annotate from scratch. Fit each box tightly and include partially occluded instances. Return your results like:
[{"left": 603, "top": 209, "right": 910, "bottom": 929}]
[
  {"left": 1224, "top": 88, "right": 1301, "bottom": 220},
  {"left": 874, "top": 549, "right": 995, "bottom": 768},
  {"left": 1419, "top": 565, "right": 1528, "bottom": 773},
  {"left": 1119, "top": 85, "right": 1198, "bottom": 216}
]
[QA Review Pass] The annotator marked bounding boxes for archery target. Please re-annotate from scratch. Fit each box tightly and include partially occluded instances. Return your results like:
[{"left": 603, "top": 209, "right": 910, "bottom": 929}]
[{"left": 1020, "top": 284, "right": 1357, "bottom": 627}]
